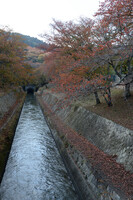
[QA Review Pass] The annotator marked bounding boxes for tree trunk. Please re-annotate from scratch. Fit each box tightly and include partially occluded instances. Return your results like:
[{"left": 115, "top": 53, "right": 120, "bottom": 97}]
[
  {"left": 124, "top": 83, "right": 131, "bottom": 99},
  {"left": 94, "top": 91, "right": 101, "bottom": 104},
  {"left": 107, "top": 87, "right": 113, "bottom": 106},
  {"left": 102, "top": 87, "right": 113, "bottom": 107}
]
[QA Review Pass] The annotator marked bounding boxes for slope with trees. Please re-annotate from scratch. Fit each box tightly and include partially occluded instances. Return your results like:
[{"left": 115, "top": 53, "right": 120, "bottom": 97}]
[
  {"left": 0, "top": 27, "right": 38, "bottom": 89},
  {"left": 40, "top": 0, "right": 132, "bottom": 106},
  {"left": 13, "top": 33, "right": 46, "bottom": 48}
]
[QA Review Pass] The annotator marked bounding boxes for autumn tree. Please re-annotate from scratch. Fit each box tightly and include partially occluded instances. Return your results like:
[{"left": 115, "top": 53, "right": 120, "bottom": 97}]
[
  {"left": 94, "top": 0, "right": 133, "bottom": 99},
  {"left": 42, "top": 18, "right": 102, "bottom": 102},
  {"left": 41, "top": 0, "right": 132, "bottom": 105},
  {"left": 0, "top": 27, "right": 34, "bottom": 88}
]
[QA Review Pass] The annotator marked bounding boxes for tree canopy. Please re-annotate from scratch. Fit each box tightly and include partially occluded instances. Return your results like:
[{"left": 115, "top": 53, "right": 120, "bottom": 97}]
[
  {"left": 0, "top": 27, "right": 34, "bottom": 88},
  {"left": 40, "top": 0, "right": 133, "bottom": 105}
]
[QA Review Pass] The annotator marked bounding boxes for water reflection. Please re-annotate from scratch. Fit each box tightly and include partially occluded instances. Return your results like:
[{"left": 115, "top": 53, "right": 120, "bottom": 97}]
[{"left": 0, "top": 94, "right": 78, "bottom": 200}]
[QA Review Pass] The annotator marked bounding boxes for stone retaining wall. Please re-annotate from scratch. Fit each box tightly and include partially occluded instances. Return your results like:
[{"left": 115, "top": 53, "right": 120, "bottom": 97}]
[
  {"left": 38, "top": 90, "right": 133, "bottom": 200},
  {"left": 0, "top": 90, "right": 26, "bottom": 182},
  {"left": 47, "top": 126, "right": 124, "bottom": 200},
  {"left": 42, "top": 91, "right": 133, "bottom": 173},
  {"left": 0, "top": 92, "right": 17, "bottom": 119}
]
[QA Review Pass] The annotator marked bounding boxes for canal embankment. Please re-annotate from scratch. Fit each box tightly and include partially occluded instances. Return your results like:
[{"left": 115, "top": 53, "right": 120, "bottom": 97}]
[
  {"left": 37, "top": 89, "right": 133, "bottom": 200},
  {"left": 0, "top": 89, "right": 26, "bottom": 182},
  {"left": 0, "top": 94, "right": 78, "bottom": 200}
]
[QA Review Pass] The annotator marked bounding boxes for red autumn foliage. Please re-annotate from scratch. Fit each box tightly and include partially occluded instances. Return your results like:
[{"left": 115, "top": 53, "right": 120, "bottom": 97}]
[
  {"left": 94, "top": 0, "right": 133, "bottom": 99},
  {"left": 40, "top": 0, "right": 132, "bottom": 104}
]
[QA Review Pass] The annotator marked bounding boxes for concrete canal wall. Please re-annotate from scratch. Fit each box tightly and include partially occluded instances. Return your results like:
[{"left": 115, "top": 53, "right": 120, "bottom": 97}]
[
  {"left": 37, "top": 90, "right": 133, "bottom": 200},
  {"left": 0, "top": 89, "right": 25, "bottom": 130},
  {"left": 0, "top": 92, "right": 16, "bottom": 118},
  {"left": 0, "top": 89, "right": 26, "bottom": 182}
]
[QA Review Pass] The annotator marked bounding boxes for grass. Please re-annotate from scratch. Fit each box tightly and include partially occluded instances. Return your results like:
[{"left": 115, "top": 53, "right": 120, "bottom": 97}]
[
  {"left": 42, "top": 86, "right": 133, "bottom": 130},
  {"left": 74, "top": 87, "right": 133, "bottom": 130}
]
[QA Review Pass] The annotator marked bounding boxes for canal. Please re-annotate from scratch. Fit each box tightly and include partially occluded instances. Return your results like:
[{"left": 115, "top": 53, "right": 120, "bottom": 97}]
[{"left": 0, "top": 94, "right": 78, "bottom": 200}]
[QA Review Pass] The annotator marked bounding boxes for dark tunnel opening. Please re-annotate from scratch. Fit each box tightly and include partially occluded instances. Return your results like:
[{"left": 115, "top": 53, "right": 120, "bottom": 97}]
[{"left": 27, "top": 87, "right": 34, "bottom": 94}]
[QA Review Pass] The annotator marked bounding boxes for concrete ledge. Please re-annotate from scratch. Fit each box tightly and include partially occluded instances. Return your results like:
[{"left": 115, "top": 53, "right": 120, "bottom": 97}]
[
  {"left": 49, "top": 127, "right": 96, "bottom": 200},
  {"left": 0, "top": 92, "right": 16, "bottom": 119},
  {"left": 0, "top": 92, "right": 26, "bottom": 182},
  {"left": 42, "top": 91, "right": 133, "bottom": 173},
  {"left": 37, "top": 91, "right": 133, "bottom": 200},
  {"left": 37, "top": 94, "right": 133, "bottom": 200}
]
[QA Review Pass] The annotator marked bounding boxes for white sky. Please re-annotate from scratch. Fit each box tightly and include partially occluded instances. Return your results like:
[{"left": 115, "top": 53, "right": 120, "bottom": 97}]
[{"left": 0, "top": 0, "right": 101, "bottom": 39}]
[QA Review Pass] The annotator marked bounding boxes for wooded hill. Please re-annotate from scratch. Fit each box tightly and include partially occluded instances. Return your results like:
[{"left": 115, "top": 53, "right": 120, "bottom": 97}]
[
  {"left": 13, "top": 33, "right": 47, "bottom": 48},
  {"left": 0, "top": 28, "right": 48, "bottom": 89}
]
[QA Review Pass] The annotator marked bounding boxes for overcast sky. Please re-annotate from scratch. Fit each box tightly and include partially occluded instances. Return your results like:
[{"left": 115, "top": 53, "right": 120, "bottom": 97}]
[{"left": 0, "top": 0, "right": 101, "bottom": 39}]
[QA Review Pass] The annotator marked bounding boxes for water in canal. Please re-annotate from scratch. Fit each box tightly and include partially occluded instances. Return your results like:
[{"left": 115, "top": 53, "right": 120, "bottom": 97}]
[{"left": 0, "top": 94, "right": 78, "bottom": 200}]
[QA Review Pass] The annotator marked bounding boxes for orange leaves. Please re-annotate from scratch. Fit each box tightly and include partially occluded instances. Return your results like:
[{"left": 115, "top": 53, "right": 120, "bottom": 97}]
[
  {"left": 40, "top": 0, "right": 132, "bottom": 103},
  {"left": 89, "top": 74, "right": 108, "bottom": 88},
  {"left": 95, "top": 0, "right": 132, "bottom": 38},
  {"left": 0, "top": 28, "right": 33, "bottom": 88}
]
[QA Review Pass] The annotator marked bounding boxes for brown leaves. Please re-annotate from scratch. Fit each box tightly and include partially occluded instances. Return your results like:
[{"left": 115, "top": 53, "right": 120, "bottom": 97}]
[
  {"left": 0, "top": 28, "right": 33, "bottom": 88},
  {"left": 40, "top": 96, "right": 133, "bottom": 199}
]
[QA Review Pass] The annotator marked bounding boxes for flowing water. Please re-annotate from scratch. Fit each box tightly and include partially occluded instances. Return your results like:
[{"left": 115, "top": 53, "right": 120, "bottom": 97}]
[{"left": 0, "top": 94, "right": 78, "bottom": 200}]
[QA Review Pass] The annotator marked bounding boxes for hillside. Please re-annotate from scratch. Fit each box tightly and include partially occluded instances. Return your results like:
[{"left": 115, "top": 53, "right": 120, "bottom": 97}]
[
  {"left": 14, "top": 33, "right": 47, "bottom": 48},
  {"left": 12, "top": 33, "right": 47, "bottom": 69},
  {"left": 25, "top": 46, "right": 45, "bottom": 68}
]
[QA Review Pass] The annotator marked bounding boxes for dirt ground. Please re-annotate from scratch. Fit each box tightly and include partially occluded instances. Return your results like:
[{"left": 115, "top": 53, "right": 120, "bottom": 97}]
[{"left": 74, "top": 87, "right": 133, "bottom": 130}]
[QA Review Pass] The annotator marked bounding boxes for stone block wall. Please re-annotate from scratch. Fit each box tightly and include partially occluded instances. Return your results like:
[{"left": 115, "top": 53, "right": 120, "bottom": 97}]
[
  {"left": 0, "top": 92, "right": 16, "bottom": 119},
  {"left": 42, "top": 91, "right": 133, "bottom": 173},
  {"left": 38, "top": 90, "right": 133, "bottom": 200},
  {"left": 45, "top": 119, "right": 125, "bottom": 200}
]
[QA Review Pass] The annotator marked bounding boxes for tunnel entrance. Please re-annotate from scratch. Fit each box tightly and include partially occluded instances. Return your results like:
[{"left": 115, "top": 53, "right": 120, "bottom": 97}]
[
  {"left": 26, "top": 87, "right": 34, "bottom": 94},
  {"left": 24, "top": 85, "right": 36, "bottom": 94}
]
